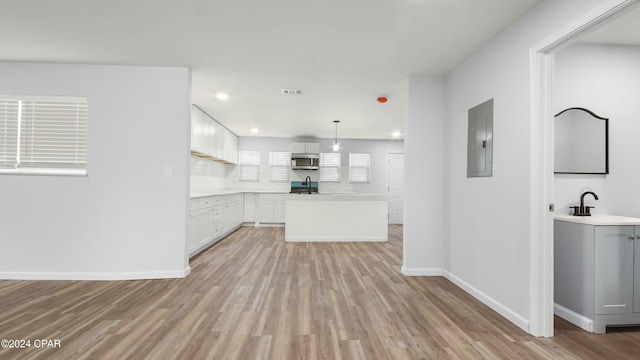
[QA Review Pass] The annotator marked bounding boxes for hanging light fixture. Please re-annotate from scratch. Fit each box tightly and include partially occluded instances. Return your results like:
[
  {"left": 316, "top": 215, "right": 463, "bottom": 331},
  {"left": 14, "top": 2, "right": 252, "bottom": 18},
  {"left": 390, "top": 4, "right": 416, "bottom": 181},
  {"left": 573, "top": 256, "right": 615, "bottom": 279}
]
[{"left": 332, "top": 120, "right": 340, "bottom": 151}]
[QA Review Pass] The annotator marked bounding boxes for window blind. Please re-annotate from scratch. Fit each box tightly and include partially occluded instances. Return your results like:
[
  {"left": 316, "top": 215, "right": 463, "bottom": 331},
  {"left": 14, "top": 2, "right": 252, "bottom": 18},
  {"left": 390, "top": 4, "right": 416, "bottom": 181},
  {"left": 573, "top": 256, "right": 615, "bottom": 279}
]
[
  {"left": 0, "top": 99, "right": 19, "bottom": 168},
  {"left": 19, "top": 98, "right": 87, "bottom": 169},
  {"left": 269, "top": 151, "right": 290, "bottom": 182},
  {"left": 0, "top": 95, "right": 87, "bottom": 174},
  {"left": 320, "top": 152, "right": 340, "bottom": 182},
  {"left": 349, "top": 152, "right": 370, "bottom": 183},
  {"left": 239, "top": 150, "right": 260, "bottom": 182}
]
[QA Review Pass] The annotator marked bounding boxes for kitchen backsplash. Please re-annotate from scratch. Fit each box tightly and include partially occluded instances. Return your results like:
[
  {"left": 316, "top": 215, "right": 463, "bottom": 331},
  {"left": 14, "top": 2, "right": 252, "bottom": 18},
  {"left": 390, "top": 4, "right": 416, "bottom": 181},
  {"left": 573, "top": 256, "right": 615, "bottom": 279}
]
[
  {"left": 190, "top": 156, "right": 226, "bottom": 194},
  {"left": 224, "top": 166, "right": 355, "bottom": 193}
]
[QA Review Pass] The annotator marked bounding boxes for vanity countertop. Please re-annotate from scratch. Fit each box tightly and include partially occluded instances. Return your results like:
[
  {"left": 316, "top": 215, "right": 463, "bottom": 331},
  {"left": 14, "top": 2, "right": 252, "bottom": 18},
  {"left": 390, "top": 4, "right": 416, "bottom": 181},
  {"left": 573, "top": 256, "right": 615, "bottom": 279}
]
[{"left": 555, "top": 214, "right": 640, "bottom": 226}]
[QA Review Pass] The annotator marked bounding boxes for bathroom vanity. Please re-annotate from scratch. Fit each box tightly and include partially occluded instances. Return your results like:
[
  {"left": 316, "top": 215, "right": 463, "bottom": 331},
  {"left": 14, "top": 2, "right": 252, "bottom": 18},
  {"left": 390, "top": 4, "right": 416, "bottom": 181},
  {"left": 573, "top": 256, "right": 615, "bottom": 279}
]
[{"left": 554, "top": 215, "right": 640, "bottom": 333}]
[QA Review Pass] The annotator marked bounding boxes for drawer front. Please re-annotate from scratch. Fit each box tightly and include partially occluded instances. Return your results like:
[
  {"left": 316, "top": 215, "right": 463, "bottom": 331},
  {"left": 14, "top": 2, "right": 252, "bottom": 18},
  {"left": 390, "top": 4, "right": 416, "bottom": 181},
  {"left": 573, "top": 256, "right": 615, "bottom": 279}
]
[
  {"left": 200, "top": 196, "right": 222, "bottom": 208},
  {"left": 199, "top": 197, "right": 213, "bottom": 209}
]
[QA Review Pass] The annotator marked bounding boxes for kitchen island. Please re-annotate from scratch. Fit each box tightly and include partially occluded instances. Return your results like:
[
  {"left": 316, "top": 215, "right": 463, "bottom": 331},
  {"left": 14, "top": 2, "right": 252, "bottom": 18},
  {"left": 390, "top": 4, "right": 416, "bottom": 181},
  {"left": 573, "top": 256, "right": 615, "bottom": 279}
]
[{"left": 285, "top": 193, "right": 388, "bottom": 242}]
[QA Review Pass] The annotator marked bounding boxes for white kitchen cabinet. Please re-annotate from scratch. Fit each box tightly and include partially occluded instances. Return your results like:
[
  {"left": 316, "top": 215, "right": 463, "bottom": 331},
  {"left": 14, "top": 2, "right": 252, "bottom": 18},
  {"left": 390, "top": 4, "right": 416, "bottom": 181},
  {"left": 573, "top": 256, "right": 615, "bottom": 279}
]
[
  {"left": 244, "top": 193, "right": 256, "bottom": 222},
  {"left": 291, "top": 142, "right": 319, "bottom": 154},
  {"left": 190, "top": 105, "right": 238, "bottom": 164},
  {"left": 189, "top": 193, "right": 244, "bottom": 257},
  {"left": 190, "top": 106, "right": 206, "bottom": 154},
  {"left": 555, "top": 220, "right": 640, "bottom": 333},
  {"left": 258, "top": 193, "right": 286, "bottom": 224},
  {"left": 222, "top": 129, "right": 238, "bottom": 164},
  {"left": 210, "top": 120, "right": 223, "bottom": 160},
  {"left": 188, "top": 200, "right": 200, "bottom": 254},
  {"left": 274, "top": 197, "right": 286, "bottom": 223}
]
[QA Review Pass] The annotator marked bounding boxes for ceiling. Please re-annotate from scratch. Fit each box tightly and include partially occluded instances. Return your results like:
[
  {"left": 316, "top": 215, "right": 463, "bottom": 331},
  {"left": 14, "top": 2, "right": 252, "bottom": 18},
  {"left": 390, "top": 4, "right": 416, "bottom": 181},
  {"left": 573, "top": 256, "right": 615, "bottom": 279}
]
[
  {"left": 0, "top": 0, "right": 544, "bottom": 139},
  {"left": 14, "top": 0, "right": 640, "bottom": 141}
]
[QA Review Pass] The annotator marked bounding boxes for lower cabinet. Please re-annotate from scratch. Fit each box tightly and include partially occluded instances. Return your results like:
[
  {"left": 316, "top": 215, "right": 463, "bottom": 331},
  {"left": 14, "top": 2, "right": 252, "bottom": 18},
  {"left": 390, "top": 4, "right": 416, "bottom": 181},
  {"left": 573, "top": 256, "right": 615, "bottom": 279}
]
[
  {"left": 555, "top": 220, "right": 640, "bottom": 333},
  {"left": 244, "top": 193, "right": 256, "bottom": 222},
  {"left": 258, "top": 193, "right": 286, "bottom": 224},
  {"left": 188, "top": 193, "right": 244, "bottom": 257},
  {"left": 594, "top": 226, "right": 635, "bottom": 315},
  {"left": 188, "top": 205, "right": 199, "bottom": 254}
]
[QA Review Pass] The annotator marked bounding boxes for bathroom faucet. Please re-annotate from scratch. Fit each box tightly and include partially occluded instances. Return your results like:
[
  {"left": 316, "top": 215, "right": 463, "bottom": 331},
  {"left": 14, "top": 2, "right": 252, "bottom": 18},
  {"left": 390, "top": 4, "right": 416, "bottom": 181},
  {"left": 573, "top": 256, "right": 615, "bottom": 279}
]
[
  {"left": 580, "top": 191, "right": 599, "bottom": 208},
  {"left": 571, "top": 191, "right": 599, "bottom": 216}
]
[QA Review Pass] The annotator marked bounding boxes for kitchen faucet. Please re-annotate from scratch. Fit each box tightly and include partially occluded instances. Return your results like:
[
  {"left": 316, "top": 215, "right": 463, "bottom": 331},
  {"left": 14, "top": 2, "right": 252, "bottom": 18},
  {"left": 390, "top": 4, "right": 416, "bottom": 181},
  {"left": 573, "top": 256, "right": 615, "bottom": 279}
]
[
  {"left": 303, "top": 176, "right": 312, "bottom": 194},
  {"left": 571, "top": 191, "right": 599, "bottom": 216}
]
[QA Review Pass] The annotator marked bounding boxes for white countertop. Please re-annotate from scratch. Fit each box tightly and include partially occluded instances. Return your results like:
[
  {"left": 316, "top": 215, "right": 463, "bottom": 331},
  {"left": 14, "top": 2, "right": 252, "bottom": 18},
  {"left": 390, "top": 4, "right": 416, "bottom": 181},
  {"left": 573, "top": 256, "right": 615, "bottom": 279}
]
[
  {"left": 190, "top": 190, "right": 288, "bottom": 199},
  {"left": 191, "top": 191, "right": 383, "bottom": 200},
  {"left": 555, "top": 214, "right": 640, "bottom": 226},
  {"left": 286, "top": 193, "right": 386, "bottom": 201}
]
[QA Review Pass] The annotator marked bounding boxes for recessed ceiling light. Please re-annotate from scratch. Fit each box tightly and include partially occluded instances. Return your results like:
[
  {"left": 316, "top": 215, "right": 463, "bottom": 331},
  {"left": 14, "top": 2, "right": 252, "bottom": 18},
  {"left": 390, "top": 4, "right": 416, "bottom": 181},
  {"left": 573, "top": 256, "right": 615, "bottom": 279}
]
[
  {"left": 392, "top": 131, "right": 401, "bottom": 138},
  {"left": 215, "top": 92, "right": 230, "bottom": 101},
  {"left": 250, "top": 127, "right": 259, "bottom": 134}
]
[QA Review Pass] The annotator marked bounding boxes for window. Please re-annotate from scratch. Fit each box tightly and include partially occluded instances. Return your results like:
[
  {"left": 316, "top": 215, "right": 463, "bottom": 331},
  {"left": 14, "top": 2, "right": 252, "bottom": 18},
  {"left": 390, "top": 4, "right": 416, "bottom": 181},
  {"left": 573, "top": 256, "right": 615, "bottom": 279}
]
[
  {"left": 0, "top": 95, "right": 88, "bottom": 175},
  {"left": 238, "top": 150, "right": 260, "bottom": 181},
  {"left": 349, "top": 152, "right": 370, "bottom": 183},
  {"left": 319, "top": 152, "right": 340, "bottom": 182},
  {"left": 269, "top": 151, "right": 290, "bottom": 182}
]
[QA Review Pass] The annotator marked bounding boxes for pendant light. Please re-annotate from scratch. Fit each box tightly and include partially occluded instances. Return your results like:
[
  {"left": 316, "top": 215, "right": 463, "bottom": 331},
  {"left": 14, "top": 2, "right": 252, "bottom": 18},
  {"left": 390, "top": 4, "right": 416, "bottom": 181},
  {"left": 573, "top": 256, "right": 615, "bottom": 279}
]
[{"left": 332, "top": 120, "right": 340, "bottom": 151}]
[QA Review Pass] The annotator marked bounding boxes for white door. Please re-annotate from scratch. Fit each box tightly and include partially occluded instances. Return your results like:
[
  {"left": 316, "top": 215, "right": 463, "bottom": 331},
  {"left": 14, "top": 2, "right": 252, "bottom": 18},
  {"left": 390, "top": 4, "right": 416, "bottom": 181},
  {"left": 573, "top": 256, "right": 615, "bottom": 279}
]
[{"left": 387, "top": 153, "right": 404, "bottom": 224}]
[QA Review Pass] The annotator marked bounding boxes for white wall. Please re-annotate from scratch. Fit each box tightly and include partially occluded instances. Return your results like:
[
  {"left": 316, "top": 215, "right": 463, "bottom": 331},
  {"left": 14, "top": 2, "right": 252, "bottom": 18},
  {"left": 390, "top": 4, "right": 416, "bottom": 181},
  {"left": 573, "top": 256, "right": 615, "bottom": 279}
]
[
  {"left": 401, "top": 0, "right": 607, "bottom": 333},
  {"left": 0, "top": 62, "right": 191, "bottom": 280},
  {"left": 554, "top": 44, "right": 640, "bottom": 217},
  {"left": 402, "top": 76, "right": 446, "bottom": 275},
  {"left": 228, "top": 136, "right": 403, "bottom": 194}
]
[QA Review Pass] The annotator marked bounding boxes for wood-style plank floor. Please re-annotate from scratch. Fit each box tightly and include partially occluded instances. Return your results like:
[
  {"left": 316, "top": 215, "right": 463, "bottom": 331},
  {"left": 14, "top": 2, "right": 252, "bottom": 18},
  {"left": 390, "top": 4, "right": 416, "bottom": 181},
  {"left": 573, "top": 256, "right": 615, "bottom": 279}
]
[{"left": 1, "top": 225, "right": 640, "bottom": 359}]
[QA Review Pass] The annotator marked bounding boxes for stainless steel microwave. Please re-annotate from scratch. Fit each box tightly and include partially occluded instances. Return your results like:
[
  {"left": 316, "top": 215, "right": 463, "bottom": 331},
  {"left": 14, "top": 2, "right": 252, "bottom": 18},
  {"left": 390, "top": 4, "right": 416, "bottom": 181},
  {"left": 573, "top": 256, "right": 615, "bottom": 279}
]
[{"left": 291, "top": 154, "right": 319, "bottom": 170}]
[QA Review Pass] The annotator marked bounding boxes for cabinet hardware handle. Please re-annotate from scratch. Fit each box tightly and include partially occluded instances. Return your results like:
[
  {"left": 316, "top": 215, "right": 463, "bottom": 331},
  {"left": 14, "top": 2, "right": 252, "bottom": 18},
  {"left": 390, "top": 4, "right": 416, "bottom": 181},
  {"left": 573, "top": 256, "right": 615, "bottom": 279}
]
[{"left": 629, "top": 235, "right": 636, "bottom": 240}]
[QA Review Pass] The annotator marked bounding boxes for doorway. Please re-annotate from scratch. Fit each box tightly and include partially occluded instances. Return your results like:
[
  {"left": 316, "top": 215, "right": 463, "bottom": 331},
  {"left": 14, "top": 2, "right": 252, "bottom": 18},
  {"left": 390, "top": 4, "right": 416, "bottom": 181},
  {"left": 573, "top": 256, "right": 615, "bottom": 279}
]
[
  {"left": 530, "top": 0, "right": 640, "bottom": 337},
  {"left": 387, "top": 153, "right": 404, "bottom": 224}
]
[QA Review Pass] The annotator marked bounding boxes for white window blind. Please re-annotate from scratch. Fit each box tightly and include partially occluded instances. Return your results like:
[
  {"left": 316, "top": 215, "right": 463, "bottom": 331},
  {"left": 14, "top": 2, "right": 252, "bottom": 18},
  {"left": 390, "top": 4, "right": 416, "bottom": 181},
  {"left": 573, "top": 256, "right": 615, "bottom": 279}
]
[
  {"left": 239, "top": 150, "right": 260, "bottom": 182},
  {"left": 0, "top": 95, "right": 87, "bottom": 175},
  {"left": 349, "top": 152, "right": 370, "bottom": 183},
  {"left": 319, "top": 152, "right": 340, "bottom": 182},
  {"left": 0, "top": 99, "right": 19, "bottom": 168},
  {"left": 269, "top": 151, "right": 290, "bottom": 182}
]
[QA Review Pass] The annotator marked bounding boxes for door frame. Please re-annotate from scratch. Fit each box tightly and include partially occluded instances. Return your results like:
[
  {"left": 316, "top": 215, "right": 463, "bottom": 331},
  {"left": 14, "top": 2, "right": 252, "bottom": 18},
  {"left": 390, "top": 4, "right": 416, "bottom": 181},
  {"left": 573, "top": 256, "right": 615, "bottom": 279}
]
[
  {"left": 387, "top": 152, "right": 405, "bottom": 224},
  {"left": 528, "top": 0, "right": 639, "bottom": 337}
]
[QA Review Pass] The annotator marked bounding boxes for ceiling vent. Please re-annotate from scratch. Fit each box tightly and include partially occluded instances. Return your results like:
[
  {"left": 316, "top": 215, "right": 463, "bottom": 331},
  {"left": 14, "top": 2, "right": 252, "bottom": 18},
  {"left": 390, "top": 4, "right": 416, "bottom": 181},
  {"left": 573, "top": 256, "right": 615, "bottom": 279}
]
[{"left": 281, "top": 88, "right": 303, "bottom": 95}]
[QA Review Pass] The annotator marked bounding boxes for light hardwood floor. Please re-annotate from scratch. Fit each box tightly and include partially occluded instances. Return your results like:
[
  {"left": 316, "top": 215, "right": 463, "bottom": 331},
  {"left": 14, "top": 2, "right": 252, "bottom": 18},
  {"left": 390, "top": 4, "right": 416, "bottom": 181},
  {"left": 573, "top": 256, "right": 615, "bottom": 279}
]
[{"left": 1, "top": 225, "right": 640, "bottom": 359}]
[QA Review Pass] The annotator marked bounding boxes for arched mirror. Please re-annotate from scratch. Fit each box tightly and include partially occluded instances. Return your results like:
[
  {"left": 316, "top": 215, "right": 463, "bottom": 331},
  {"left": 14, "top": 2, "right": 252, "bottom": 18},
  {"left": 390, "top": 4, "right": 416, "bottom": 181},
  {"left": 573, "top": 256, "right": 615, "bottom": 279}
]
[{"left": 554, "top": 107, "right": 608, "bottom": 174}]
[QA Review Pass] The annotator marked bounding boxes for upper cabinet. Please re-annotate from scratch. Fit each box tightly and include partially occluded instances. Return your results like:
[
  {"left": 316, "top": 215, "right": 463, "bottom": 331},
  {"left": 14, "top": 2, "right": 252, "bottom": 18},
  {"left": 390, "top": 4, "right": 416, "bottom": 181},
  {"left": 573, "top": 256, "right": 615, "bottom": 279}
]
[
  {"left": 190, "top": 105, "right": 238, "bottom": 164},
  {"left": 291, "top": 142, "right": 320, "bottom": 154}
]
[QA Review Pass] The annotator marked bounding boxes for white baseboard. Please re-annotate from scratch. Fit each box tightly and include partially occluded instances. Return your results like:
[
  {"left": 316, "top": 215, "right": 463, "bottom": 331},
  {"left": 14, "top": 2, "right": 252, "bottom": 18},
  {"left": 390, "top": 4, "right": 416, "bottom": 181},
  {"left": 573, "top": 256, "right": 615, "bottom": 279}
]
[
  {"left": 254, "top": 223, "right": 284, "bottom": 228},
  {"left": 0, "top": 267, "right": 191, "bottom": 281},
  {"left": 554, "top": 303, "right": 593, "bottom": 333},
  {"left": 443, "top": 270, "right": 530, "bottom": 332},
  {"left": 401, "top": 266, "right": 443, "bottom": 276}
]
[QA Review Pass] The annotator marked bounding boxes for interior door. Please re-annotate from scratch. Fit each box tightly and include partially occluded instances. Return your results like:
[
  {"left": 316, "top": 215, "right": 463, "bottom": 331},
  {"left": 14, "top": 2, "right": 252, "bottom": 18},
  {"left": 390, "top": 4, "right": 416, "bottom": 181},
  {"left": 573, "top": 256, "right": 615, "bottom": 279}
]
[{"left": 387, "top": 153, "right": 404, "bottom": 224}]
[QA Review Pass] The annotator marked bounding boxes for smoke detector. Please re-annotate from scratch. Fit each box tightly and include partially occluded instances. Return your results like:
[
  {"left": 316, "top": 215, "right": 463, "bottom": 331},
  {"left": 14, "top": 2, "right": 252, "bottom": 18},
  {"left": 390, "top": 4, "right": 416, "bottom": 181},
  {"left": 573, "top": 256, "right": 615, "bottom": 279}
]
[{"left": 281, "top": 88, "right": 303, "bottom": 95}]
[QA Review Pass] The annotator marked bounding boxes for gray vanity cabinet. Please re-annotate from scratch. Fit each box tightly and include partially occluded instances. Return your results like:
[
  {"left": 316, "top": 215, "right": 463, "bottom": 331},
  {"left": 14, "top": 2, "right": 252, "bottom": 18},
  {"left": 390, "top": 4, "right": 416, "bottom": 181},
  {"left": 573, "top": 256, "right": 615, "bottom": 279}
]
[
  {"left": 636, "top": 226, "right": 640, "bottom": 314},
  {"left": 594, "top": 226, "right": 635, "bottom": 315},
  {"left": 555, "top": 220, "right": 640, "bottom": 333}
]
